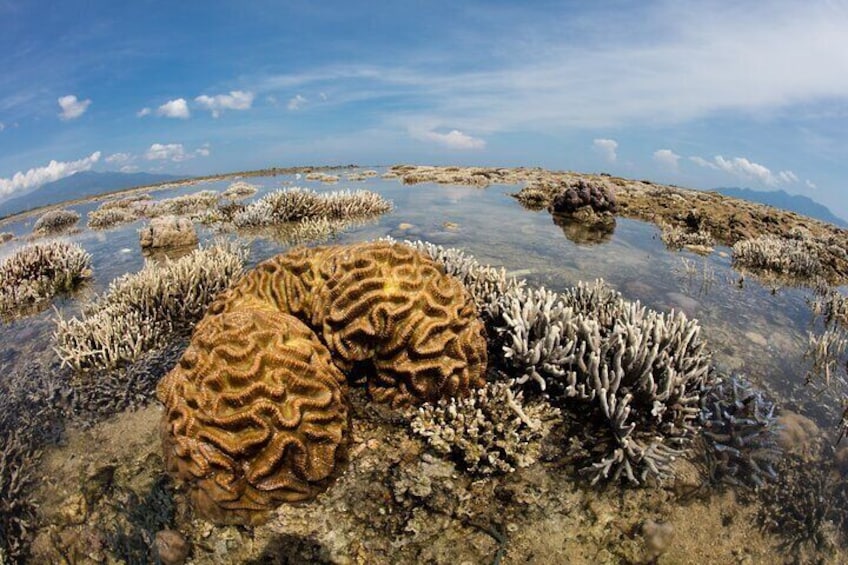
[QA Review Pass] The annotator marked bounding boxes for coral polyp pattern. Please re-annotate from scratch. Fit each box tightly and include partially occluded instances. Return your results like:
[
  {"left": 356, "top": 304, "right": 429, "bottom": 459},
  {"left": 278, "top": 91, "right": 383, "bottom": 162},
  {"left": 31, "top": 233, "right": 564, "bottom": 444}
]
[
  {"left": 156, "top": 309, "right": 349, "bottom": 525},
  {"left": 161, "top": 241, "right": 487, "bottom": 523},
  {"left": 209, "top": 241, "right": 488, "bottom": 406}
]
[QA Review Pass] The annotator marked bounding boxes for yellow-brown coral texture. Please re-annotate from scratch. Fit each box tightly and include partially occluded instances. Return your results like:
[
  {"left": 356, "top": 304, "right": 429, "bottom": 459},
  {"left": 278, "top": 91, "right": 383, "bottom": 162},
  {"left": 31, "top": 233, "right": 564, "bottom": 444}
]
[
  {"left": 209, "top": 241, "right": 488, "bottom": 407},
  {"left": 156, "top": 309, "right": 349, "bottom": 525}
]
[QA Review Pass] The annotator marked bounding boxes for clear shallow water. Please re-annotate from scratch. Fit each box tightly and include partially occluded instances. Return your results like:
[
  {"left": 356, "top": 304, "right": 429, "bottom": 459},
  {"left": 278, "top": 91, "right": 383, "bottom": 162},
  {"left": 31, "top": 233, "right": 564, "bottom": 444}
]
[{"left": 0, "top": 168, "right": 839, "bottom": 426}]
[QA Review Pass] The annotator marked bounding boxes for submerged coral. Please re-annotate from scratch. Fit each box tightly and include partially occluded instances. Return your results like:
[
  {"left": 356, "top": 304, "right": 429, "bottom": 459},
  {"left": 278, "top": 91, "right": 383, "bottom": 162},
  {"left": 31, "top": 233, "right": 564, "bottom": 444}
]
[
  {"left": 0, "top": 241, "right": 92, "bottom": 317},
  {"left": 54, "top": 241, "right": 245, "bottom": 370},
  {"left": 157, "top": 310, "right": 350, "bottom": 525},
  {"left": 411, "top": 381, "right": 560, "bottom": 475},
  {"left": 32, "top": 208, "right": 81, "bottom": 236},
  {"left": 699, "top": 375, "right": 782, "bottom": 487}
]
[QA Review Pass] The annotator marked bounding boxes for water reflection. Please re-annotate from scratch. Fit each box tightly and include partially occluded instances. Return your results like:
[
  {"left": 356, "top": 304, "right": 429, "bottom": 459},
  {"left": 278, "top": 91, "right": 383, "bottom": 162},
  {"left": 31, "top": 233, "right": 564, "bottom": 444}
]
[{"left": 551, "top": 212, "right": 616, "bottom": 246}]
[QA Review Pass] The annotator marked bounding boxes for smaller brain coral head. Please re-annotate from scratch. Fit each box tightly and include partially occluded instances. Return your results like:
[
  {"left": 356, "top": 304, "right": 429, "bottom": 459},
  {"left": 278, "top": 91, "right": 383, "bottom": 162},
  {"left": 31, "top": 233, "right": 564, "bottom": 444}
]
[
  {"left": 156, "top": 309, "right": 349, "bottom": 525},
  {"left": 312, "top": 241, "right": 488, "bottom": 407}
]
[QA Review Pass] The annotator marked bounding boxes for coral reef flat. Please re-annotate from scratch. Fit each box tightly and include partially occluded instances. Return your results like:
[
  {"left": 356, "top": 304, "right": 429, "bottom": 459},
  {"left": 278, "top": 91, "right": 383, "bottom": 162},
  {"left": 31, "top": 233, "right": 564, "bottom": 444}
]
[{"left": 1, "top": 165, "right": 847, "bottom": 563}]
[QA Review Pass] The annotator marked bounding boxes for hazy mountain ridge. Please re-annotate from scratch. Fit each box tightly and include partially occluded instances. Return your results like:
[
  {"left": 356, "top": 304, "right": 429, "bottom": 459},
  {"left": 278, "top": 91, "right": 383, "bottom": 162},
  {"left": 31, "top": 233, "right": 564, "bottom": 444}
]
[
  {"left": 714, "top": 186, "right": 847, "bottom": 228},
  {"left": 0, "top": 171, "right": 179, "bottom": 218}
]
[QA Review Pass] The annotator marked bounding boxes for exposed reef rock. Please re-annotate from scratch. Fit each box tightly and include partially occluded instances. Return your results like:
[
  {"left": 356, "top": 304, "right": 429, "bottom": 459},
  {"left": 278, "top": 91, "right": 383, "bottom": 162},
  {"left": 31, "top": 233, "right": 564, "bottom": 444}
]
[
  {"left": 0, "top": 240, "right": 92, "bottom": 318},
  {"left": 32, "top": 208, "right": 80, "bottom": 236},
  {"left": 157, "top": 310, "right": 350, "bottom": 525},
  {"left": 139, "top": 215, "right": 199, "bottom": 250},
  {"left": 388, "top": 164, "right": 848, "bottom": 284}
]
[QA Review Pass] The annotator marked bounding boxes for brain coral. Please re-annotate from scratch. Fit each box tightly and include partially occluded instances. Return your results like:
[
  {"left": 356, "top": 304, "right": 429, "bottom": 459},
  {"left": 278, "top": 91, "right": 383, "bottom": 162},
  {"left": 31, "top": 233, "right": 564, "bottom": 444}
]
[
  {"left": 208, "top": 241, "right": 488, "bottom": 407},
  {"left": 156, "top": 309, "right": 349, "bottom": 525}
]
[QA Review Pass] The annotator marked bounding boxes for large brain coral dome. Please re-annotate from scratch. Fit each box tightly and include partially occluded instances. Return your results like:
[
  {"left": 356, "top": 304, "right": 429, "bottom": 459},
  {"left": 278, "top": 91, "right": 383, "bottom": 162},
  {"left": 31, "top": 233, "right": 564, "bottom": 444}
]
[
  {"left": 156, "top": 309, "right": 349, "bottom": 525},
  {"left": 208, "top": 240, "right": 488, "bottom": 406},
  {"left": 159, "top": 241, "right": 488, "bottom": 523}
]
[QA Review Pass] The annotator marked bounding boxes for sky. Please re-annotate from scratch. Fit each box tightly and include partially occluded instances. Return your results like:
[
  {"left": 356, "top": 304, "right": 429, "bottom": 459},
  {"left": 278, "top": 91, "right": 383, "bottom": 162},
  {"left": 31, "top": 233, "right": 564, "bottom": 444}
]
[{"left": 1, "top": 1, "right": 848, "bottom": 218}]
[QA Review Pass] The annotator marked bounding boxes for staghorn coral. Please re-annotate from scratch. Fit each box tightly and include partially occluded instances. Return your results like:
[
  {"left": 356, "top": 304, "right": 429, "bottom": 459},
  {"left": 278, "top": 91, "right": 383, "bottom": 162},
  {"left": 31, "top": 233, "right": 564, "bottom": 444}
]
[
  {"left": 157, "top": 309, "right": 350, "bottom": 525},
  {"left": 88, "top": 206, "right": 139, "bottom": 229},
  {"left": 32, "top": 208, "right": 80, "bottom": 236},
  {"left": 232, "top": 187, "right": 391, "bottom": 228},
  {"left": 0, "top": 241, "right": 92, "bottom": 317},
  {"left": 54, "top": 241, "right": 245, "bottom": 370},
  {"left": 87, "top": 190, "right": 221, "bottom": 230},
  {"left": 732, "top": 235, "right": 822, "bottom": 280},
  {"left": 411, "top": 381, "right": 560, "bottom": 475},
  {"left": 209, "top": 241, "right": 488, "bottom": 407},
  {"left": 699, "top": 375, "right": 782, "bottom": 487},
  {"left": 659, "top": 223, "right": 715, "bottom": 253}
]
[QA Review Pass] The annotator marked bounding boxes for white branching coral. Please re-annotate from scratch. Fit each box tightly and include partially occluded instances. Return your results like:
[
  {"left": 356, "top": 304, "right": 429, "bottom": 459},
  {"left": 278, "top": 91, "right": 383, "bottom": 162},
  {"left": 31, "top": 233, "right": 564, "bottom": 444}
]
[
  {"left": 222, "top": 181, "right": 258, "bottom": 199},
  {"left": 0, "top": 241, "right": 92, "bottom": 316},
  {"left": 87, "top": 191, "right": 221, "bottom": 230},
  {"left": 732, "top": 235, "right": 822, "bottom": 279},
  {"left": 399, "top": 239, "right": 713, "bottom": 485},
  {"left": 232, "top": 187, "right": 392, "bottom": 228},
  {"left": 54, "top": 241, "right": 246, "bottom": 370},
  {"left": 411, "top": 381, "right": 560, "bottom": 475}
]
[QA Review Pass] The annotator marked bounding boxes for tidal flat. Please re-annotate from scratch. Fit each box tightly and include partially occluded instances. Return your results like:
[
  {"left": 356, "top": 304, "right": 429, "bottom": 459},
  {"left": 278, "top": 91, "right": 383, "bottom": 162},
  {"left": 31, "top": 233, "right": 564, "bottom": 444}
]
[{"left": 1, "top": 165, "right": 846, "bottom": 564}]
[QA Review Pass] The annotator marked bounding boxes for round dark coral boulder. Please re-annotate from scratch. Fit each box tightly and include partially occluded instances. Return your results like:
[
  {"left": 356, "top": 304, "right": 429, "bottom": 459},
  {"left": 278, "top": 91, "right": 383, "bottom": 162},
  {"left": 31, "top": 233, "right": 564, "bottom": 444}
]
[{"left": 549, "top": 179, "right": 618, "bottom": 215}]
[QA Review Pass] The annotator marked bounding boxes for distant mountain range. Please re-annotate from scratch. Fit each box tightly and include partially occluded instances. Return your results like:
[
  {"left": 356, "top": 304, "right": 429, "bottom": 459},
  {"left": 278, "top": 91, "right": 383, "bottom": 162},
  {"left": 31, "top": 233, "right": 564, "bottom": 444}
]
[
  {"left": 0, "top": 170, "right": 180, "bottom": 218},
  {"left": 713, "top": 186, "right": 847, "bottom": 228}
]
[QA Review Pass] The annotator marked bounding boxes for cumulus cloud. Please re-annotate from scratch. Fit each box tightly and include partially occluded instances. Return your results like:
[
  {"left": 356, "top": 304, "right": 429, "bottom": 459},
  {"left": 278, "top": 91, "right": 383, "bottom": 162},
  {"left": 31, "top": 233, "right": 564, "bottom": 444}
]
[
  {"left": 145, "top": 143, "right": 210, "bottom": 162},
  {"left": 653, "top": 149, "right": 681, "bottom": 169},
  {"left": 593, "top": 138, "right": 618, "bottom": 163},
  {"left": 0, "top": 151, "right": 101, "bottom": 198},
  {"left": 691, "top": 155, "right": 798, "bottom": 186},
  {"left": 415, "top": 129, "right": 486, "bottom": 150},
  {"left": 137, "top": 107, "right": 151, "bottom": 117},
  {"left": 195, "top": 90, "right": 254, "bottom": 117},
  {"left": 806, "top": 179, "right": 817, "bottom": 189},
  {"left": 105, "top": 152, "right": 131, "bottom": 163},
  {"left": 287, "top": 94, "right": 307, "bottom": 110},
  {"left": 156, "top": 98, "right": 190, "bottom": 119},
  {"left": 57, "top": 95, "right": 91, "bottom": 120}
]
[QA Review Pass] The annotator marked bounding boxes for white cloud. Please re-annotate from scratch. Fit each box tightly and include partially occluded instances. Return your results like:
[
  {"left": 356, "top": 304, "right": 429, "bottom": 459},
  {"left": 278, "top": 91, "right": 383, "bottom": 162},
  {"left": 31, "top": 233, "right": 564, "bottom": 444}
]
[
  {"left": 414, "top": 129, "right": 486, "bottom": 150},
  {"left": 691, "top": 155, "right": 798, "bottom": 186},
  {"left": 287, "top": 94, "right": 307, "bottom": 110},
  {"left": 105, "top": 152, "right": 131, "bottom": 163},
  {"left": 253, "top": 3, "right": 848, "bottom": 132},
  {"left": 806, "top": 179, "right": 817, "bottom": 189},
  {"left": 593, "top": 138, "right": 618, "bottom": 163},
  {"left": 120, "top": 165, "right": 139, "bottom": 173},
  {"left": 137, "top": 107, "right": 151, "bottom": 117},
  {"left": 653, "top": 149, "right": 680, "bottom": 169},
  {"left": 0, "top": 122, "right": 5, "bottom": 132},
  {"left": 156, "top": 98, "right": 190, "bottom": 119},
  {"left": 0, "top": 151, "right": 101, "bottom": 198},
  {"left": 144, "top": 143, "right": 210, "bottom": 162},
  {"left": 57, "top": 95, "right": 91, "bottom": 120},
  {"left": 195, "top": 90, "right": 254, "bottom": 117}
]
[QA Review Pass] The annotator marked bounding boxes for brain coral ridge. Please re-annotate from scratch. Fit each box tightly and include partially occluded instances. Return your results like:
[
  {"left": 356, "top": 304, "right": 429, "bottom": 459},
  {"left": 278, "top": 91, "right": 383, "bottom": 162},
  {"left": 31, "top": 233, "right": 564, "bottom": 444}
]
[
  {"left": 159, "top": 241, "right": 488, "bottom": 524},
  {"left": 157, "top": 309, "right": 349, "bottom": 525}
]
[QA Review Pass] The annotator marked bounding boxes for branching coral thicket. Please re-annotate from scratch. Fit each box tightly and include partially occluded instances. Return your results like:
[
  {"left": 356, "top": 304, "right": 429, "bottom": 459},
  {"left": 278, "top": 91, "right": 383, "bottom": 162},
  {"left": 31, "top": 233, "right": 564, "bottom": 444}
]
[
  {"left": 87, "top": 190, "right": 221, "bottom": 229},
  {"left": 0, "top": 241, "right": 92, "bottom": 316},
  {"left": 404, "top": 239, "right": 712, "bottom": 485},
  {"left": 732, "top": 235, "right": 822, "bottom": 280},
  {"left": 411, "top": 381, "right": 560, "bottom": 475},
  {"left": 660, "top": 223, "right": 715, "bottom": 252},
  {"left": 699, "top": 375, "right": 781, "bottom": 487},
  {"left": 32, "top": 208, "right": 81, "bottom": 236},
  {"left": 232, "top": 187, "right": 391, "bottom": 228},
  {"left": 54, "top": 241, "right": 245, "bottom": 370}
]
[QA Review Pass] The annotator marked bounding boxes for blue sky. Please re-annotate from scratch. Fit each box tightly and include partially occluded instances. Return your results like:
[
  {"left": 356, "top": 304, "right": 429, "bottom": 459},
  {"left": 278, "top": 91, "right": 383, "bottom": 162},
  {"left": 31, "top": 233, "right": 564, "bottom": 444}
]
[{"left": 2, "top": 1, "right": 848, "bottom": 218}]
